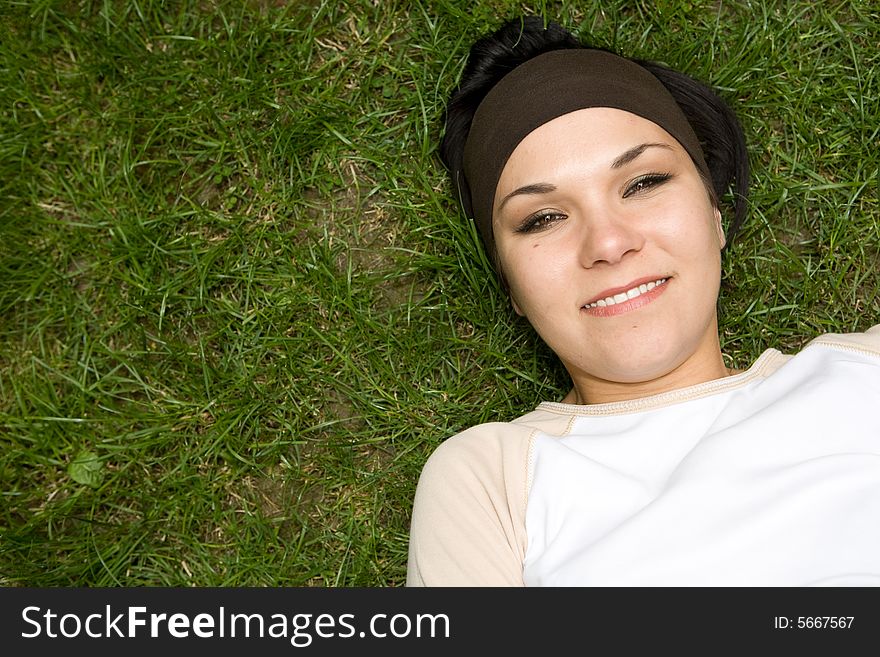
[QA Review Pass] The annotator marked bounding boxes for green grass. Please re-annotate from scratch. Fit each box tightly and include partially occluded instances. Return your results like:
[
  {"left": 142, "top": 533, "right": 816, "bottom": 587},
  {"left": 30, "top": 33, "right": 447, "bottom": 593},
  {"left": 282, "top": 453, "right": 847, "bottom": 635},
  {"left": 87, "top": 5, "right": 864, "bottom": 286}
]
[{"left": 1, "top": 0, "right": 877, "bottom": 586}]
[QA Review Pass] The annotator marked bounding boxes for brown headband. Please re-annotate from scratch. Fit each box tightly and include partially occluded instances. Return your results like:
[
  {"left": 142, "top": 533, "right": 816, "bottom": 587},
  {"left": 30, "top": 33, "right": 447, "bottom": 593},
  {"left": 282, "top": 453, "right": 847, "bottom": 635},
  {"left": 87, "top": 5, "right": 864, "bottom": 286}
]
[{"left": 459, "top": 48, "right": 709, "bottom": 253}]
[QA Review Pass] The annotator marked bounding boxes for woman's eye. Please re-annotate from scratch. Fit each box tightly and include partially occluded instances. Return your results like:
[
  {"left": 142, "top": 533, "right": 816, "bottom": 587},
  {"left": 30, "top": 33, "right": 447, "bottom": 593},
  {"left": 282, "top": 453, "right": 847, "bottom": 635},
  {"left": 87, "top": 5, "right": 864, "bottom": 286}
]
[
  {"left": 516, "top": 212, "right": 566, "bottom": 233},
  {"left": 623, "top": 172, "right": 672, "bottom": 198}
]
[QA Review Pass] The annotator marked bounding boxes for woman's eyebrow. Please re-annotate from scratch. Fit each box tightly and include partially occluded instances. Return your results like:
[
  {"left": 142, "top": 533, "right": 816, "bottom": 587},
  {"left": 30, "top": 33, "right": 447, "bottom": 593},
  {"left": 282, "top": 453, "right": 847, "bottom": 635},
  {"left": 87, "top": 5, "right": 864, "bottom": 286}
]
[
  {"left": 497, "top": 182, "right": 557, "bottom": 213},
  {"left": 497, "top": 143, "right": 674, "bottom": 213},
  {"left": 610, "top": 142, "right": 673, "bottom": 169}
]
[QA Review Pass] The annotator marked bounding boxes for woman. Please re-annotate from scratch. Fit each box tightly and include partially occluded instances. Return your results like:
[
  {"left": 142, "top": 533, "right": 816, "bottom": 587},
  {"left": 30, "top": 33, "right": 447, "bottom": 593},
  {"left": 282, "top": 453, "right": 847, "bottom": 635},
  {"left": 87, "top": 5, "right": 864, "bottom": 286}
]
[{"left": 406, "top": 17, "right": 880, "bottom": 586}]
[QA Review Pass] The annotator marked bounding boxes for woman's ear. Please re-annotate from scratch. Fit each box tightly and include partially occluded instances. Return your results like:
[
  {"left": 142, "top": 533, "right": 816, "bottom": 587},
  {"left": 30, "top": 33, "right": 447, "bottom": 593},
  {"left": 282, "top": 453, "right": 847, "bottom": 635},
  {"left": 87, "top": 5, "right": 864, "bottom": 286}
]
[
  {"left": 714, "top": 206, "right": 726, "bottom": 249},
  {"left": 511, "top": 295, "right": 524, "bottom": 316},
  {"left": 495, "top": 261, "right": 524, "bottom": 315}
]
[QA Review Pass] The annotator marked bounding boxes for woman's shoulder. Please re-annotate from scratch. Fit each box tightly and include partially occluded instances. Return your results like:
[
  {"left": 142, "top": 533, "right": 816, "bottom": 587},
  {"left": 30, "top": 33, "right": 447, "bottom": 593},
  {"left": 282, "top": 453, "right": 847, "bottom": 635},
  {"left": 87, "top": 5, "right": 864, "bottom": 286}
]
[
  {"left": 805, "top": 323, "right": 880, "bottom": 356},
  {"left": 422, "top": 405, "right": 574, "bottom": 467},
  {"left": 420, "top": 419, "right": 536, "bottom": 474}
]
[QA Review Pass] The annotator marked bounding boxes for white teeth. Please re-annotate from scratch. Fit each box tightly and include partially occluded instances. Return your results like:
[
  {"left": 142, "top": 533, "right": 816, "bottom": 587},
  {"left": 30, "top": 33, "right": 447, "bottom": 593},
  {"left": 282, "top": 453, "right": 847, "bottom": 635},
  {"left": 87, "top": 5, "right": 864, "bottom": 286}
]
[{"left": 585, "top": 278, "right": 667, "bottom": 309}]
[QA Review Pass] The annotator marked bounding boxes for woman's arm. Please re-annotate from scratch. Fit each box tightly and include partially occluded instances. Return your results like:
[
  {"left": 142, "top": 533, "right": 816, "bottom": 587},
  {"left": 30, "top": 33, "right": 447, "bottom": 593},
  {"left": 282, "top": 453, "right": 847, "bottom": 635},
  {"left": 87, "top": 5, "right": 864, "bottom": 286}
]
[{"left": 406, "top": 424, "right": 533, "bottom": 586}]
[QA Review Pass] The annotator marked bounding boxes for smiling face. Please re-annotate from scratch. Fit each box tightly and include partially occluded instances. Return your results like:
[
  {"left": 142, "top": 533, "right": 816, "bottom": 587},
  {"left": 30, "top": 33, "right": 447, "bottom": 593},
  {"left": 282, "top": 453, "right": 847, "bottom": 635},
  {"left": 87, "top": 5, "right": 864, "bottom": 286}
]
[{"left": 493, "top": 107, "right": 727, "bottom": 403}]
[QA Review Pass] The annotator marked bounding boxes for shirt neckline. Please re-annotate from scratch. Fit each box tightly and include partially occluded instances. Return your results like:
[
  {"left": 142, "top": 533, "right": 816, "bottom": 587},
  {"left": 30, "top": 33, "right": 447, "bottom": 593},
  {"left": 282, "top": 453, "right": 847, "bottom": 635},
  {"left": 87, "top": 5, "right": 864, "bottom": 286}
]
[{"left": 535, "top": 348, "right": 787, "bottom": 417}]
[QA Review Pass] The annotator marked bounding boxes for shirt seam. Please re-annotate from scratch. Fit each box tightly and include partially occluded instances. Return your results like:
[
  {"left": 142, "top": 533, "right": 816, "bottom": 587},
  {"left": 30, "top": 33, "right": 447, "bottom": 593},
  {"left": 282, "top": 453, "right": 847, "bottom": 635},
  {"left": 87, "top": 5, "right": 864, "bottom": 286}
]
[
  {"left": 525, "top": 428, "right": 539, "bottom": 507},
  {"left": 808, "top": 338, "right": 880, "bottom": 359},
  {"left": 536, "top": 348, "right": 785, "bottom": 417}
]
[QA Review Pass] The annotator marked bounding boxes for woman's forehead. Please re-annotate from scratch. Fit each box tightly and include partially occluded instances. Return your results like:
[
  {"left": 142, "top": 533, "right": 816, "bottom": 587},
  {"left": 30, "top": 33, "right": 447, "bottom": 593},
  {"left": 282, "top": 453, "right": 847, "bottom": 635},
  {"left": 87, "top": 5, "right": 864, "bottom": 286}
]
[
  {"left": 498, "top": 108, "right": 684, "bottom": 183},
  {"left": 514, "top": 107, "right": 673, "bottom": 151}
]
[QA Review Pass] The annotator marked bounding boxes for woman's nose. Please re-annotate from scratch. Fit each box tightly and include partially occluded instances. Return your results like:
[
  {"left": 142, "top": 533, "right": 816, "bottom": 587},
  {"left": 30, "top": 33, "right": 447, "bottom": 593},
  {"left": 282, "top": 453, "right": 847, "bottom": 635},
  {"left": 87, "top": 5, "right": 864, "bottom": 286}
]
[{"left": 577, "top": 211, "right": 645, "bottom": 268}]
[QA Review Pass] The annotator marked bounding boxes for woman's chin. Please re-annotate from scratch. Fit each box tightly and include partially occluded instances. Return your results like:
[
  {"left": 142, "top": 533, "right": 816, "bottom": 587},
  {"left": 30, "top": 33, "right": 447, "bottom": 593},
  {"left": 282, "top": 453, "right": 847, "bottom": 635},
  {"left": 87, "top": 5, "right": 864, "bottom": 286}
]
[{"left": 566, "top": 347, "right": 700, "bottom": 392}]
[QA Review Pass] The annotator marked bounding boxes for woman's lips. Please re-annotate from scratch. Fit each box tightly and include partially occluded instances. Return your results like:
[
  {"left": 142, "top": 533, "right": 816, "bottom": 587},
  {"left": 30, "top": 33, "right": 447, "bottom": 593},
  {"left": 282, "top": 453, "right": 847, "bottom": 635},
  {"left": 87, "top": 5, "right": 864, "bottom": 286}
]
[{"left": 581, "top": 277, "right": 670, "bottom": 317}]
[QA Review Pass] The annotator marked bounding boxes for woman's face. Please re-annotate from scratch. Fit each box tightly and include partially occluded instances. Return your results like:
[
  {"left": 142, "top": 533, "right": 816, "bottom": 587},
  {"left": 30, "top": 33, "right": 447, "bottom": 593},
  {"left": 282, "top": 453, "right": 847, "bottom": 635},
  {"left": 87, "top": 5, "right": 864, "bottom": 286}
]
[{"left": 493, "top": 107, "right": 725, "bottom": 395}]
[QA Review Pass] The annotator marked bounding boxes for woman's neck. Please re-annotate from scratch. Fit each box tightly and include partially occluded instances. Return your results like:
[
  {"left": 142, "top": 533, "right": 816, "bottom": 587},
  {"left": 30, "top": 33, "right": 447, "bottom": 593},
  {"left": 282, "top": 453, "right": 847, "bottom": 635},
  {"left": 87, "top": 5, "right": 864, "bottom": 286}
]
[{"left": 562, "top": 341, "right": 734, "bottom": 406}]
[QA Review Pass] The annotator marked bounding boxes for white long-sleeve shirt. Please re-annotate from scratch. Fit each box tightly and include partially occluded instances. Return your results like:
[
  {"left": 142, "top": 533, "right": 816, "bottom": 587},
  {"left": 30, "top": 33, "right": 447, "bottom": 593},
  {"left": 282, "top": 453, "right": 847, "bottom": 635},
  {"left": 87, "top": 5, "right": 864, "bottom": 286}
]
[{"left": 407, "top": 325, "right": 880, "bottom": 586}]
